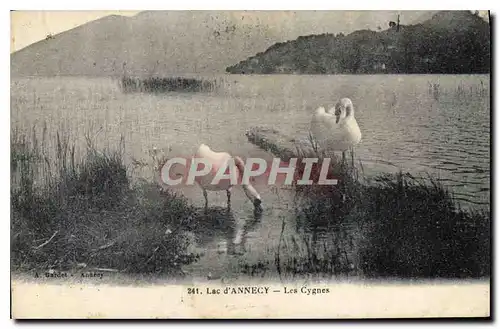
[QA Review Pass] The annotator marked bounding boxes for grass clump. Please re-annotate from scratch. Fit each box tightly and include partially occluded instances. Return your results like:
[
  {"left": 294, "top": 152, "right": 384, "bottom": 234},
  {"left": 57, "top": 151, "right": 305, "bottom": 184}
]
[
  {"left": 289, "top": 156, "right": 490, "bottom": 279},
  {"left": 358, "top": 173, "right": 490, "bottom": 278},
  {"left": 11, "top": 126, "right": 200, "bottom": 274}
]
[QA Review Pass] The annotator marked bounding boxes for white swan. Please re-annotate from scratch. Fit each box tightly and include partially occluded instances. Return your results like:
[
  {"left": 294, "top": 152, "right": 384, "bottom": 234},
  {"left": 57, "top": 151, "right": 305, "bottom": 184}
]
[
  {"left": 310, "top": 98, "right": 362, "bottom": 159},
  {"left": 194, "top": 144, "right": 262, "bottom": 212}
]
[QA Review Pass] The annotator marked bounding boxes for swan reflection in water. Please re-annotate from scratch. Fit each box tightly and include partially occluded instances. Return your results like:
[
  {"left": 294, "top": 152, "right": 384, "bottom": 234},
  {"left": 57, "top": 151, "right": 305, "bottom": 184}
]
[{"left": 189, "top": 205, "right": 263, "bottom": 255}]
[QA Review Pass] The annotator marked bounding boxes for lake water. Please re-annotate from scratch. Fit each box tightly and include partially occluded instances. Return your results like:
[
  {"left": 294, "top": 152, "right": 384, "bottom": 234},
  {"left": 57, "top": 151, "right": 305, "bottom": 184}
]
[{"left": 11, "top": 74, "right": 491, "bottom": 279}]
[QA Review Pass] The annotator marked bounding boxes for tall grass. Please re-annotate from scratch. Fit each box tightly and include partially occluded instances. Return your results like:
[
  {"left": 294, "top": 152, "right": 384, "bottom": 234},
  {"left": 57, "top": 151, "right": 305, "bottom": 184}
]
[
  {"left": 286, "top": 167, "right": 490, "bottom": 279},
  {"left": 11, "top": 125, "right": 200, "bottom": 274},
  {"left": 357, "top": 173, "right": 489, "bottom": 278}
]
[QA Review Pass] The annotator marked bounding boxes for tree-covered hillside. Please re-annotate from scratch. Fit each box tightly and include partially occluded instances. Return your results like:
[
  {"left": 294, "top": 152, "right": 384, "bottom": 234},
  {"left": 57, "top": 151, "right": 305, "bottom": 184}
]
[{"left": 226, "top": 11, "right": 490, "bottom": 74}]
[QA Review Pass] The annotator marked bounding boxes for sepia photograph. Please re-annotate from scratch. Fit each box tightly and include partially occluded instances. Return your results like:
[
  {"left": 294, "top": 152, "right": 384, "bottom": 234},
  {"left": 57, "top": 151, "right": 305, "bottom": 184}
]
[{"left": 9, "top": 8, "right": 491, "bottom": 319}]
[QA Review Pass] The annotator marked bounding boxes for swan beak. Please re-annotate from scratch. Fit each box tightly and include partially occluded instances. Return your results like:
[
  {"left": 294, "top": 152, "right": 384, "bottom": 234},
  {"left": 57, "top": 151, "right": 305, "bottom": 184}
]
[{"left": 335, "top": 108, "right": 342, "bottom": 124}]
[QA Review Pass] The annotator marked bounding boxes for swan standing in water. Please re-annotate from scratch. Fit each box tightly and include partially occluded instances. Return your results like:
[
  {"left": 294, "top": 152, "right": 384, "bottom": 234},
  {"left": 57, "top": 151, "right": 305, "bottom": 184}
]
[
  {"left": 194, "top": 144, "right": 263, "bottom": 213},
  {"left": 310, "top": 97, "right": 362, "bottom": 161}
]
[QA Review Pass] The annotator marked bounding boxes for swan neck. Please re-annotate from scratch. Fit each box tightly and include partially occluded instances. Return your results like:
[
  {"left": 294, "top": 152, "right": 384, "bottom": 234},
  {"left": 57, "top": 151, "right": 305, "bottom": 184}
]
[
  {"left": 345, "top": 104, "right": 354, "bottom": 118},
  {"left": 234, "top": 156, "right": 261, "bottom": 202}
]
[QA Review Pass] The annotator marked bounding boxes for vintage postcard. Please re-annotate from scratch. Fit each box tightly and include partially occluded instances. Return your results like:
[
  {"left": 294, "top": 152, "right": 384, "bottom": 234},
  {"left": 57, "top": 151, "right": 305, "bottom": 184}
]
[{"left": 10, "top": 10, "right": 491, "bottom": 319}]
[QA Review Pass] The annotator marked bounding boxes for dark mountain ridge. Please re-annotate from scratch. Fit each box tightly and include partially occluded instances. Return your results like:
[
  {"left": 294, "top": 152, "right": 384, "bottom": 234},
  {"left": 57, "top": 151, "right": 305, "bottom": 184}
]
[{"left": 225, "top": 11, "right": 490, "bottom": 74}]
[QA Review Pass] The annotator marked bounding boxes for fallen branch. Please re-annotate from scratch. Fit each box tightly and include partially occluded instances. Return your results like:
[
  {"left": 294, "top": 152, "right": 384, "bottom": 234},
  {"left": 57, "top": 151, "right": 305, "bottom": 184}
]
[
  {"left": 246, "top": 126, "right": 329, "bottom": 160},
  {"left": 144, "top": 246, "right": 160, "bottom": 265},
  {"left": 32, "top": 231, "right": 58, "bottom": 250},
  {"left": 246, "top": 127, "right": 310, "bottom": 161},
  {"left": 92, "top": 240, "right": 117, "bottom": 253},
  {"left": 89, "top": 268, "right": 119, "bottom": 272}
]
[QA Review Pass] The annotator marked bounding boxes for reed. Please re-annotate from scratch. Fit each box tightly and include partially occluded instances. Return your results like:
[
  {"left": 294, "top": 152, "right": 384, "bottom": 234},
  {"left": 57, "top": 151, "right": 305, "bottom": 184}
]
[{"left": 428, "top": 80, "right": 489, "bottom": 101}]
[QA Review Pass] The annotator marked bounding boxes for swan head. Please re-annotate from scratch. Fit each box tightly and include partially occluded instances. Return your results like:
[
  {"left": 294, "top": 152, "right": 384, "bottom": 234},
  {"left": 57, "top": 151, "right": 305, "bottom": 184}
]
[
  {"left": 332, "top": 98, "right": 354, "bottom": 123},
  {"left": 338, "top": 97, "right": 353, "bottom": 108}
]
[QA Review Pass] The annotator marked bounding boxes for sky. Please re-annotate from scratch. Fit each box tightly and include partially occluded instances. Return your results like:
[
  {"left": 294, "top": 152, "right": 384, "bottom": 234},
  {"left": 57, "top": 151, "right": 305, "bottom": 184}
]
[
  {"left": 10, "top": 10, "right": 490, "bottom": 53},
  {"left": 10, "top": 11, "right": 141, "bottom": 52}
]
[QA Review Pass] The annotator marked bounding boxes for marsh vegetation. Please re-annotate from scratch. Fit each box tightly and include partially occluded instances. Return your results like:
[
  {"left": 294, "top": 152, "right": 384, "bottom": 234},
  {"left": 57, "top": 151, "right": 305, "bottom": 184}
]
[{"left": 120, "top": 76, "right": 220, "bottom": 94}]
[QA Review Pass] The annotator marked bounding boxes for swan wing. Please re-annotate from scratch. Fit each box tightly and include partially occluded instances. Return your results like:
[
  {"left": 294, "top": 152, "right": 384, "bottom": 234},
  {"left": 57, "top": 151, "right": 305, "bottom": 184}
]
[
  {"left": 327, "top": 118, "right": 362, "bottom": 151},
  {"left": 311, "top": 111, "right": 363, "bottom": 152},
  {"left": 345, "top": 117, "right": 362, "bottom": 145},
  {"left": 314, "top": 106, "right": 326, "bottom": 115},
  {"left": 311, "top": 107, "right": 336, "bottom": 130},
  {"left": 310, "top": 107, "right": 340, "bottom": 146},
  {"left": 195, "top": 144, "right": 234, "bottom": 190},
  {"left": 196, "top": 144, "right": 212, "bottom": 158},
  {"left": 196, "top": 144, "right": 229, "bottom": 161}
]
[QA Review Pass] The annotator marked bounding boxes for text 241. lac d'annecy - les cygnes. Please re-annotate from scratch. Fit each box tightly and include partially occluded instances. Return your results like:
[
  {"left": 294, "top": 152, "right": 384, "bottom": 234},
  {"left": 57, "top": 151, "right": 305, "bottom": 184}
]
[{"left": 187, "top": 286, "right": 331, "bottom": 296}]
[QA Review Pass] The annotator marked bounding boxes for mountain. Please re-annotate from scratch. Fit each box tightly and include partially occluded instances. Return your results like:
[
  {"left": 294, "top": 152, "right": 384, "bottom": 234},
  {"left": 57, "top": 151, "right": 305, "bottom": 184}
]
[
  {"left": 11, "top": 11, "right": 438, "bottom": 76},
  {"left": 11, "top": 12, "right": 277, "bottom": 76},
  {"left": 225, "top": 11, "right": 490, "bottom": 74}
]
